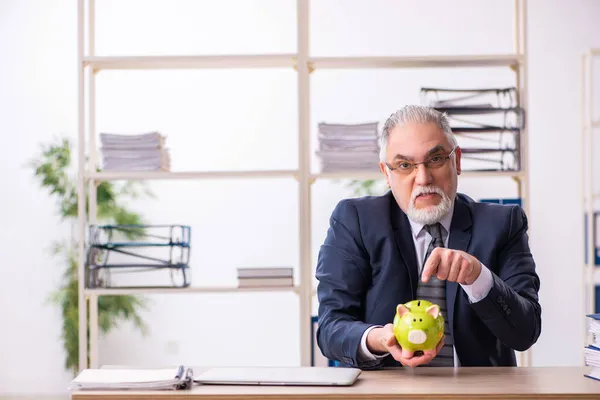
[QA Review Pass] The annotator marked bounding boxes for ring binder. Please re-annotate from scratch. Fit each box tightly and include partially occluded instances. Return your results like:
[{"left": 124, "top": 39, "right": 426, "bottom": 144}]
[
  {"left": 86, "top": 224, "right": 192, "bottom": 289},
  {"left": 420, "top": 86, "right": 525, "bottom": 172}
]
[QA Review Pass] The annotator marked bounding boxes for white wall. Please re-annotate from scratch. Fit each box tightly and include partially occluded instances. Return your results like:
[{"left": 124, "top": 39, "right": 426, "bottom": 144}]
[
  {"left": 1, "top": 0, "right": 599, "bottom": 396},
  {"left": 0, "top": 0, "right": 77, "bottom": 395},
  {"left": 527, "top": 0, "right": 600, "bottom": 367}
]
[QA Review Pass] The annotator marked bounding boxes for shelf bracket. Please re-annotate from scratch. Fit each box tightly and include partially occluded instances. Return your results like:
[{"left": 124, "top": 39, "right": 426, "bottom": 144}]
[
  {"left": 509, "top": 60, "right": 524, "bottom": 73},
  {"left": 511, "top": 176, "right": 522, "bottom": 198},
  {"left": 293, "top": 59, "right": 315, "bottom": 74},
  {"left": 292, "top": 173, "right": 316, "bottom": 184}
]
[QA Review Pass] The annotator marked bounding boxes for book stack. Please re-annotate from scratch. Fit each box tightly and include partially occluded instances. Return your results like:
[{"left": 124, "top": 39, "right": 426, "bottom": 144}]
[
  {"left": 237, "top": 267, "right": 293, "bottom": 288},
  {"left": 584, "top": 313, "right": 600, "bottom": 381},
  {"left": 100, "top": 131, "right": 171, "bottom": 171},
  {"left": 315, "top": 122, "right": 380, "bottom": 173}
]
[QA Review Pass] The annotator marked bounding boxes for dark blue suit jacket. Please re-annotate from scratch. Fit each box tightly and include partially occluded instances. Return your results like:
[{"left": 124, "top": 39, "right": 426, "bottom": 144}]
[{"left": 315, "top": 191, "right": 541, "bottom": 369}]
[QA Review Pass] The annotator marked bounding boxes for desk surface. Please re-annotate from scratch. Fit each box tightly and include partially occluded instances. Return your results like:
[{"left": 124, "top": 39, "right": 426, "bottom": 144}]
[{"left": 71, "top": 366, "right": 600, "bottom": 400}]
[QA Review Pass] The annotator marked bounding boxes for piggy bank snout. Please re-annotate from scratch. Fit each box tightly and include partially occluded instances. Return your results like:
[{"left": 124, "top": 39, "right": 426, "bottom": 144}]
[
  {"left": 407, "top": 329, "right": 427, "bottom": 344},
  {"left": 394, "top": 300, "right": 444, "bottom": 352}
]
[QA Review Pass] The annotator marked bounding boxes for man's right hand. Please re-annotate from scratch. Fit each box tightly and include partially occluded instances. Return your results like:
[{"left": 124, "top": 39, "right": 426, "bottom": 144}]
[{"left": 366, "top": 323, "right": 445, "bottom": 368}]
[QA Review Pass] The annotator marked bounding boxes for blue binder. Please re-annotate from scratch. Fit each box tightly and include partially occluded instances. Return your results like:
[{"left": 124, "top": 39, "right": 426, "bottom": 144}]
[{"left": 480, "top": 198, "right": 523, "bottom": 207}]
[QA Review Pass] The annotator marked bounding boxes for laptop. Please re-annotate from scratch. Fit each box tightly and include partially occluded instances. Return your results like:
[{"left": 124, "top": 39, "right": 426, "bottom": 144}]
[{"left": 194, "top": 366, "right": 361, "bottom": 386}]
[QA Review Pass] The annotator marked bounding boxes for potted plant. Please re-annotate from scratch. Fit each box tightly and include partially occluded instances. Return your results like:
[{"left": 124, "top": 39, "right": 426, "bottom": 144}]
[
  {"left": 29, "top": 136, "right": 151, "bottom": 375},
  {"left": 346, "top": 178, "right": 387, "bottom": 197}
]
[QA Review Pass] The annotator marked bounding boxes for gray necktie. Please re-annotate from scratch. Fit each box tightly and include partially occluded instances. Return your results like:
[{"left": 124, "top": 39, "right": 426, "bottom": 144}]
[{"left": 415, "top": 222, "right": 455, "bottom": 366}]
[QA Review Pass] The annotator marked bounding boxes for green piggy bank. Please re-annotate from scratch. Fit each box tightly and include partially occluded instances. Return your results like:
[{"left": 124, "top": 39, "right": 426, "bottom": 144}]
[{"left": 393, "top": 300, "right": 444, "bottom": 353}]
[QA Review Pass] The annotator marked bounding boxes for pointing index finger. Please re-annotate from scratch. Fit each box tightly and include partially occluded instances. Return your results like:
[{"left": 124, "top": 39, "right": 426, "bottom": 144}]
[{"left": 421, "top": 248, "right": 442, "bottom": 282}]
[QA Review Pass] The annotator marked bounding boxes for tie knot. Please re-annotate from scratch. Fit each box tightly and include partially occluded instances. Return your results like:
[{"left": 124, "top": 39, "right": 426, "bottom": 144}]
[{"left": 425, "top": 222, "right": 443, "bottom": 241}]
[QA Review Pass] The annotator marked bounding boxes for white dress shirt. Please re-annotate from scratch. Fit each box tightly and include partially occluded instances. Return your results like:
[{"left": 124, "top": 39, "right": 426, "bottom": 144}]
[{"left": 357, "top": 202, "right": 494, "bottom": 365}]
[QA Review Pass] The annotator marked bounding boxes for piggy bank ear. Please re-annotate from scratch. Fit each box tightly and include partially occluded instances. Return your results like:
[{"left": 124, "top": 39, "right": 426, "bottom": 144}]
[
  {"left": 396, "top": 304, "right": 410, "bottom": 317},
  {"left": 426, "top": 304, "right": 440, "bottom": 318}
]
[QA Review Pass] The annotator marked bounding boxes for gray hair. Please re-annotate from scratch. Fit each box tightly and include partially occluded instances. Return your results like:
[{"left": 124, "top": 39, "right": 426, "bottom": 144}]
[{"left": 379, "top": 105, "right": 458, "bottom": 162}]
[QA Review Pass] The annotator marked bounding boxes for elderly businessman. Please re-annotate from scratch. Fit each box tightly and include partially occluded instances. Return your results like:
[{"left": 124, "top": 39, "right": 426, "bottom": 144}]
[{"left": 315, "top": 105, "right": 541, "bottom": 369}]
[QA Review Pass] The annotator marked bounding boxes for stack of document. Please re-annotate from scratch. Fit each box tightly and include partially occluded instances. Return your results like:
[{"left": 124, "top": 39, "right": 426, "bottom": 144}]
[
  {"left": 585, "top": 314, "right": 600, "bottom": 367},
  {"left": 100, "top": 132, "right": 171, "bottom": 172},
  {"left": 70, "top": 366, "right": 193, "bottom": 391},
  {"left": 584, "top": 314, "right": 600, "bottom": 381},
  {"left": 237, "top": 267, "right": 293, "bottom": 288},
  {"left": 316, "top": 122, "right": 380, "bottom": 173}
]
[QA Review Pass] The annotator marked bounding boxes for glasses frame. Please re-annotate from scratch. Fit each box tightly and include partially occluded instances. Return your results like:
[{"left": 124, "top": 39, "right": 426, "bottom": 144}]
[{"left": 385, "top": 146, "right": 458, "bottom": 174}]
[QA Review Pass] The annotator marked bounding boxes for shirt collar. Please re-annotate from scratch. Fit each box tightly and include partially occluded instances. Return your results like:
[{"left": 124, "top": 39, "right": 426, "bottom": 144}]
[{"left": 408, "top": 200, "right": 455, "bottom": 239}]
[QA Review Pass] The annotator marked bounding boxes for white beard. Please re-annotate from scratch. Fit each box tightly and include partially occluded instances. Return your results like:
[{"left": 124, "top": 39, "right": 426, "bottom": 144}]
[{"left": 406, "top": 185, "right": 453, "bottom": 225}]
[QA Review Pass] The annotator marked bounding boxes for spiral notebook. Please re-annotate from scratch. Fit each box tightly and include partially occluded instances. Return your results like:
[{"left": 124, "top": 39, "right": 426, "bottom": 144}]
[{"left": 69, "top": 366, "right": 193, "bottom": 391}]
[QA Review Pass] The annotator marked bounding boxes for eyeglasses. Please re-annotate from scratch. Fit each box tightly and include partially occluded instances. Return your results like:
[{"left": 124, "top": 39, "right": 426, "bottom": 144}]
[{"left": 385, "top": 147, "right": 457, "bottom": 175}]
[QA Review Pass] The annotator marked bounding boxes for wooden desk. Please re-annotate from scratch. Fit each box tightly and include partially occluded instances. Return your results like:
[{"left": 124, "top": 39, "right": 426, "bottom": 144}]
[{"left": 72, "top": 367, "right": 600, "bottom": 400}]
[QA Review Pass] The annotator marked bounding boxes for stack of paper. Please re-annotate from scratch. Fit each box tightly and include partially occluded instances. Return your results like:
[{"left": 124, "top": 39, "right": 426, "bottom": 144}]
[
  {"left": 316, "top": 122, "right": 380, "bottom": 173},
  {"left": 585, "top": 314, "right": 600, "bottom": 368},
  {"left": 237, "top": 267, "right": 293, "bottom": 288},
  {"left": 70, "top": 366, "right": 193, "bottom": 391},
  {"left": 100, "top": 132, "right": 171, "bottom": 172}
]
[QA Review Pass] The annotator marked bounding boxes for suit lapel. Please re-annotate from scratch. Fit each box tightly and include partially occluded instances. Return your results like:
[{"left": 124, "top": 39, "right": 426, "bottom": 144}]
[
  {"left": 447, "top": 195, "right": 473, "bottom": 343},
  {"left": 390, "top": 193, "right": 419, "bottom": 299}
]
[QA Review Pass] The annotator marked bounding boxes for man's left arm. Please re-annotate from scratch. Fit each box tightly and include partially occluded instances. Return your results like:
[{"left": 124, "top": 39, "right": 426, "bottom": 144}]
[{"left": 466, "top": 205, "right": 542, "bottom": 352}]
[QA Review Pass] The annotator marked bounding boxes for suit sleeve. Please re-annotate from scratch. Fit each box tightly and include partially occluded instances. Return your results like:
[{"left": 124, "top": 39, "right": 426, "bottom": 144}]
[
  {"left": 315, "top": 200, "right": 381, "bottom": 369},
  {"left": 469, "top": 205, "right": 542, "bottom": 351}
]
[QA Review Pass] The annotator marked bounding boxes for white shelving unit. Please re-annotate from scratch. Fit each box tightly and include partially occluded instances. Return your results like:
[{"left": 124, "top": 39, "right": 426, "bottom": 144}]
[
  {"left": 76, "top": 0, "right": 531, "bottom": 371},
  {"left": 582, "top": 49, "right": 600, "bottom": 354}
]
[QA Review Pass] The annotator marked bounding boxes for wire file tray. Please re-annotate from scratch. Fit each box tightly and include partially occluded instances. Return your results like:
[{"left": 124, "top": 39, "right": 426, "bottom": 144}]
[
  {"left": 85, "top": 224, "right": 192, "bottom": 289},
  {"left": 420, "top": 87, "right": 526, "bottom": 172}
]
